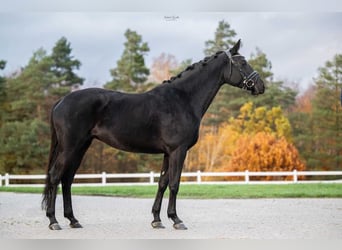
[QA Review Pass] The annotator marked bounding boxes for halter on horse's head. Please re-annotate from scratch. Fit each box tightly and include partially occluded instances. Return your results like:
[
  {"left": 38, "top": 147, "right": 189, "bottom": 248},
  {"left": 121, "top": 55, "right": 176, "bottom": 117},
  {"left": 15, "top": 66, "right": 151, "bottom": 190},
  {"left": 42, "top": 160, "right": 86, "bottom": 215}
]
[{"left": 223, "top": 40, "right": 265, "bottom": 95}]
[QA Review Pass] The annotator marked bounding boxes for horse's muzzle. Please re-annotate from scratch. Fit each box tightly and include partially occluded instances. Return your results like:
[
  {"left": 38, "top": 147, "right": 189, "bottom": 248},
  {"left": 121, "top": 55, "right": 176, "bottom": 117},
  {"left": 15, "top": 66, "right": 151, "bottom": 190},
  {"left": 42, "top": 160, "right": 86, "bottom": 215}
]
[{"left": 251, "top": 79, "right": 265, "bottom": 95}]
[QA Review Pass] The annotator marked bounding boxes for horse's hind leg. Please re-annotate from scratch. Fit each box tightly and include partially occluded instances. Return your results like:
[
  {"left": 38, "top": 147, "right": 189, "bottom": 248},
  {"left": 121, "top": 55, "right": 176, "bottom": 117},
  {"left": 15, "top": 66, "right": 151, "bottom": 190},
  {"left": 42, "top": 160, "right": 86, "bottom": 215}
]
[
  {"left": 45, "top": 139, "right": 91, "bottom": 230},
  {"left": 45, "top": 156, "right": 65, "bottom": 230},
  {"left": 61, "top": 168, "right": 82, "bottom": 228},
  {"left": 61, "top": 164, "right": 89, "bottom": 228},
  {"left": 61, "top": 139, "right": 92, "bottom": 228}
]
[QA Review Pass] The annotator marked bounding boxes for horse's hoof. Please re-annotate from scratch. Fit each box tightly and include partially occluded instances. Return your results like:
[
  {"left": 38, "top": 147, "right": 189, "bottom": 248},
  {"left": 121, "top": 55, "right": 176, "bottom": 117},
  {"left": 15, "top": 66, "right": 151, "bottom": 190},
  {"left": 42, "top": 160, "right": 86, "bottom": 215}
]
[
  {"left": 70, "top": 222, "right": 83, "bottom": 228},
  {"left": 49, "top": 223, "right": 62, "bottom": 230},
  {"left": 173, "top": 222, "right": 188, "bottom": 230},
  {"left": 151, "top": 221, "right": 165, "bottom": 229}
]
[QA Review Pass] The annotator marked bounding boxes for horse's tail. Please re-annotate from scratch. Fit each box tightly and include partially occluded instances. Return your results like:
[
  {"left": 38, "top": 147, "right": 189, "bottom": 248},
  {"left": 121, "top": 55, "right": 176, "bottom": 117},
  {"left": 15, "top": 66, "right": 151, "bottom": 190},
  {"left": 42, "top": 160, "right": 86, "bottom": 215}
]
[{"left": 42, "top": 101, "right": 60, "bottom": 210}]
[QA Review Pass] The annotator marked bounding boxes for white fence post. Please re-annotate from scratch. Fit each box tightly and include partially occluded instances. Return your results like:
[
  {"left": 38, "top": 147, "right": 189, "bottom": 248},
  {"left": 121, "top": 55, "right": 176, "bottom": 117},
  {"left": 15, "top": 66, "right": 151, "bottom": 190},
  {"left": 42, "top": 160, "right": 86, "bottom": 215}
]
[
  {"left": 197, "top": 170, "right": 202, "bottom": 183},
  {"left": 101, "top": 172, "right": 106, "bottom": 185},
  {"left": 245, "top": 170, "right": 249, "bottom": 184},
  {"left": 293, "top": 169, "right": 298, "bottom": 183},
  {"left": 5, "top": 173, "right": 9, "bottom": 186},
  {"left": 0, "top": 174, "right": 2, "bottom": 187},
  {"left": 149, "top": 171, "right": 154, "bottom": 184}
]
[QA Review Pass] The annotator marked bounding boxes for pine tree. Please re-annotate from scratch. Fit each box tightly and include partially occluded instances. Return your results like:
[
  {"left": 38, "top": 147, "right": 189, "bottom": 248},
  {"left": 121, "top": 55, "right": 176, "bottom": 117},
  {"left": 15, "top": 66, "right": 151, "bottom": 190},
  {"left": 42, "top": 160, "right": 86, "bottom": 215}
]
[
  {"left": 204, "top": 20, "right": 236, "bottom": 56},
  {"left": 248, "top": 49, "right": 297, "bottom": 112},
  {"left": 105, "top": 29, "right": 150, "bottom": 92},
  {"left": 49, "top": 37, "right": 84, "bottom": 96},
  {"left": 204, "top": 46, "right": 297, "bottom": 128},
  {"left": 203, "top": 20, "right": 238, "bottom": 128},
  {"left": 290, "top": 86, "right": 315, "bottom": 169},
  {"left": 0, "top": 38, "right": 84, "bottom": 174},
  {"left": 0, "top": 51, "right": 52, "bottom": 173},
  {"left": 0, "top": 60, "right": 7, "bottom": 126},
  {"left": 312, "top": 54, "right": 342, "bottom": 170},
  {"left": 5, "top": 48, "right": 54, "bottom": 121}
]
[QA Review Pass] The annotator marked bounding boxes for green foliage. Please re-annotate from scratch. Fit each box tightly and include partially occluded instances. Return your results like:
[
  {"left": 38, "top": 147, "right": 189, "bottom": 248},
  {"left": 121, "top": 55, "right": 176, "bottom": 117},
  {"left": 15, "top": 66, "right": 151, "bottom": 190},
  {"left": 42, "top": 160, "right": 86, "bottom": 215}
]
[
  {"left": 0, "top": 37, "right": 84, "bottom": 174},
  {"left": 231, "top": 102, "right": 292, "bottom": 140},
  {"left": 49, "top": 37, "right": 84, "bottom": 96},
  {"left": 204, "top": 20, "right": 237, "bottom": 56},
  {"left": 311, "top": 54, "right": 342, "bottom": 170},
  {"left": 246, "top": 48, "right": 297, "bottom": 111},
  {"left": 246, "top": 49, "right": 297, "bottom": 112},
  {"left": 5, "top": 48, "right": 54, "bottom": 121},
  {"left": 105, "top": 29, "right": 150, "bottom": 92},
  {"left": 0, "top": 24, "right": 338, "bottom": 175},
  {"left": 0, "top": 119, "right": 49, "bottom": 173},
  {"left": 204, "top": 46, "right": 297, "bottom": 127},
  {"left": 248, "top": 48, "right": 273, "bottom": 80},
  {"left": 203, "top": 20, "right": 238, "bottom": 126},
  {"left": 0, "top": 60, "right": 7, "bottom": 125},
  {"left": 290, "top": 110, "right": 315, "bottom": 168}
]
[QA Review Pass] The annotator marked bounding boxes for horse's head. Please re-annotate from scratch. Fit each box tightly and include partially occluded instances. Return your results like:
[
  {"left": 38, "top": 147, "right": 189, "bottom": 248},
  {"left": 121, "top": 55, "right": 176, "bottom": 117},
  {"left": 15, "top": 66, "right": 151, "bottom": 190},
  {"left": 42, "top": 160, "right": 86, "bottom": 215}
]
[{"left": 223, "top": 40, "right": 265, "bottom": 95}]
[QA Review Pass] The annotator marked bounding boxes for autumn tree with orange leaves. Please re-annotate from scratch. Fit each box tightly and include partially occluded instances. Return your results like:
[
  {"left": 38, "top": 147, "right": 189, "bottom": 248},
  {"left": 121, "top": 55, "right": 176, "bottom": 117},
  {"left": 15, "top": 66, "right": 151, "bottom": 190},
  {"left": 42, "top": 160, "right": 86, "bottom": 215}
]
[
  {"left": 185, "top": 102, "right": 306, "bottom": 178},
  {"left": 226, "top": 132, "right": 305, "bottom": 180}
]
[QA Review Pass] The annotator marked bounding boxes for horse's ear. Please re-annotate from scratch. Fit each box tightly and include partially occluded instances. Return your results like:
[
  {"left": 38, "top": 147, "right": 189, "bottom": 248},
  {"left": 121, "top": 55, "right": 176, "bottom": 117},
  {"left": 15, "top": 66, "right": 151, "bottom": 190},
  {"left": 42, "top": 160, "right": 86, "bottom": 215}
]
[{"left": 230, "top": 39, "right": 241, "bottom": 55}]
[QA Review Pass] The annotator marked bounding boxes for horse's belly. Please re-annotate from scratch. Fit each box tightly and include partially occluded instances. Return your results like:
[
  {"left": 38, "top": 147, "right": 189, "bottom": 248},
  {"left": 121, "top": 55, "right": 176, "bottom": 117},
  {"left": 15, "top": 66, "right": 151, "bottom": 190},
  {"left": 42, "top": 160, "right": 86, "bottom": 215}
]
[
  {"left": 105, "top": 140, "right": 164, "bottom": 154},
  {"left": 93, "top": 127, "right": 165, "bottom": 154}
]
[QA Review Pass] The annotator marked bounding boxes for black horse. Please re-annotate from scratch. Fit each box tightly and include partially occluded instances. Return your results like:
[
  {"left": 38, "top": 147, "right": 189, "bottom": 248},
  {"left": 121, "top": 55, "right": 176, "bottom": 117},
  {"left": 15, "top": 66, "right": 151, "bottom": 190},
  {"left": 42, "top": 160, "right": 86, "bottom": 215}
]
[{"left": 42, "top": 40, "right": 265, "bottom": 230}]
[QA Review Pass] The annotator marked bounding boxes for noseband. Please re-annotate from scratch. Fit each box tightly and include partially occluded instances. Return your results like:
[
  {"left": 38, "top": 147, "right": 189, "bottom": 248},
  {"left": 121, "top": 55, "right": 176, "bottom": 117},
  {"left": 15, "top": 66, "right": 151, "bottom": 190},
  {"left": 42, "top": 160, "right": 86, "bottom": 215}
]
[{"left": 224, "top": 50, "right": 260, "bottom": 90}]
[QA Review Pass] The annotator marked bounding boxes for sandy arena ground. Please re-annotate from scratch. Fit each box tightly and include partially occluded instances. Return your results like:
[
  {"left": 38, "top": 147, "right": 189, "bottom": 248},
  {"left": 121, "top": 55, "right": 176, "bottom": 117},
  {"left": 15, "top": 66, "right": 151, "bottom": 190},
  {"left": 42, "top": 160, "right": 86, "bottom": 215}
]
[{"left": 0, "top": 192, "right": 341, "bottom": 239}]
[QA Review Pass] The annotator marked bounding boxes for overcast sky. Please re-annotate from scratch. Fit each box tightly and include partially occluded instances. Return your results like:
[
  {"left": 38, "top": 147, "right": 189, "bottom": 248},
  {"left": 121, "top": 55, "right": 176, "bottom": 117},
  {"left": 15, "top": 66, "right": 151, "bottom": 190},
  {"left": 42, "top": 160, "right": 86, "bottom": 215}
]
[{"left": 1, "top": 11, "right": 341, "bottom": 92}]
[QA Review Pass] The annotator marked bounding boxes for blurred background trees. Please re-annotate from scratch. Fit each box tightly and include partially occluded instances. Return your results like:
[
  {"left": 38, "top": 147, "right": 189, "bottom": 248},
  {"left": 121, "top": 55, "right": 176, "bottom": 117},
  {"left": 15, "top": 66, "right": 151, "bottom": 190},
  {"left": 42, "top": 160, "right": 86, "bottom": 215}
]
[
  {"left": 0, "top": 37, "right": 83, "bottom": 174},
  {"left": 105, "top": 29, "right": 150, "bottom": 93},
  {"left": 0, "top": 21, "right": 341, "bottom": 177}
]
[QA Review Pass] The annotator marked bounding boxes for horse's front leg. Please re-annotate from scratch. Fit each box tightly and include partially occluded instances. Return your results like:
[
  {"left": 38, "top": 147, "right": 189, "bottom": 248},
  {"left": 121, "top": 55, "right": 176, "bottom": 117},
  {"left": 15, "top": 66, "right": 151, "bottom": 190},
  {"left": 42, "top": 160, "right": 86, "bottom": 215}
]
[
  {"left": 167, "top": 147, "right": 188, "bottom": 230},
  {"left": 151, "top": 154, "right": 169, "bottom": 229}
]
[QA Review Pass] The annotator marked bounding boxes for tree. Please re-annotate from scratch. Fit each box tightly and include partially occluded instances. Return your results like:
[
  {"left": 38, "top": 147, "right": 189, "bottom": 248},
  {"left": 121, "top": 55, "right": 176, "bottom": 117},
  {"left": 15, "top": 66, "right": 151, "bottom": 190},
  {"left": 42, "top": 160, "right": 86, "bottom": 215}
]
[
  {"left": 0, "top": 119, "right": 49, "bottom": 174},
  {"left": 0, "top": 60, "right": 7, "bottom": 125},
  {"left": 202, "top": 20, "right": 238, "bottom": 127},
  {"left": 311, "top": 54, "right": 342, "bottom": 170},
  {"left": 229, "top": 102, "right": 293, "bottom": 141},
  {"left": 0, "top": 50, "right": 53, "bottom": 174},
  {"left": 226, "top": 132, "right": 305, "bottom": 180},
  {"left": 244, "top": 48, "right": 297, "bottom": 113},
  {"left": 217, "top": 103, "right": 304, "bottom": 180},
  {"left": 203, "top": 46, "right": 297, "bottom": 129},
  {"left": 105, "top": 29, "right": 150, "bottom": 92},
  {"left": 185, "top": 102, "right": 299, "bottom": 173},
  {"left": 4, "top": 48, "right": 54, "bottom": 122},
  {"left": 0, "top": 38, "right": 84, "bottom": 174},
  {"left": 292, "top": 85, "right": 315, "bottom": 114},
  {"left": 150, "top": 53, "right": 178, "bottom": 83},
  {"left": 49, "top": 37, "right": 84, "bottom": 96},
  {"left": 185, "top": 123, "right": 240, "bottom": 172},
  {"left": 204, "top": 20, "right": 236, "bottom": 56},
  {"left": 290, "top": 86, "right": 316, "bottom": 170}
]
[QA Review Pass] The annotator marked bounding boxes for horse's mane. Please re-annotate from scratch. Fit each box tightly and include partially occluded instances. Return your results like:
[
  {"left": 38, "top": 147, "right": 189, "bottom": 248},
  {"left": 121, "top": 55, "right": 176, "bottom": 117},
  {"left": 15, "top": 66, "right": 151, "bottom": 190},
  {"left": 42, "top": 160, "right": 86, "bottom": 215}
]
[{"left": 162, "top": 51, "right": 225, "bottom": 84}]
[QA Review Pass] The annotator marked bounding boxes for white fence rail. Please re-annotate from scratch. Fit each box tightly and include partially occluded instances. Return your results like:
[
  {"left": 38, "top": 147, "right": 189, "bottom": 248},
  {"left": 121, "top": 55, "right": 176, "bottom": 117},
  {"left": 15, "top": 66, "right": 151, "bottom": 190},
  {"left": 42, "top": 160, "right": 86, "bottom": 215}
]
[{"left": 1, "top": 170, "right": 342, "bottom": 187}]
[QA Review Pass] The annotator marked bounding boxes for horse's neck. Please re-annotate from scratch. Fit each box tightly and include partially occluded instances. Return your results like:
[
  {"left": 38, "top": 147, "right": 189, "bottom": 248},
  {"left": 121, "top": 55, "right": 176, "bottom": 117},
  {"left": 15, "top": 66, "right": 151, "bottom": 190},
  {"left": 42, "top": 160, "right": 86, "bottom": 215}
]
[{"left": 173, "top": 56, "right": 225, "bottom": 118}]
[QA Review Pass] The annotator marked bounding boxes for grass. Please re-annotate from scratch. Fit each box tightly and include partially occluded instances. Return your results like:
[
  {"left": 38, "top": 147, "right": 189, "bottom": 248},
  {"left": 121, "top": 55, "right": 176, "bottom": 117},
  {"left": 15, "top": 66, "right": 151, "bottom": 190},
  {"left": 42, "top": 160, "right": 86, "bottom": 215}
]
[{"left": 0, "top": 183, "right": 341, "bottom": 198}]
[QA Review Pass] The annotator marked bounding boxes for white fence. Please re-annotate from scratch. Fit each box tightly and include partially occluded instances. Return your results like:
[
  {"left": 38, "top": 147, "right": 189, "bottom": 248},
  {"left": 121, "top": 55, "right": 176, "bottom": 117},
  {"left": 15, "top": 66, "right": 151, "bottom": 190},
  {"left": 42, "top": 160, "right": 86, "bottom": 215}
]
[{"left": 1, "top": 170, "right": 342, "bottom": 187}]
